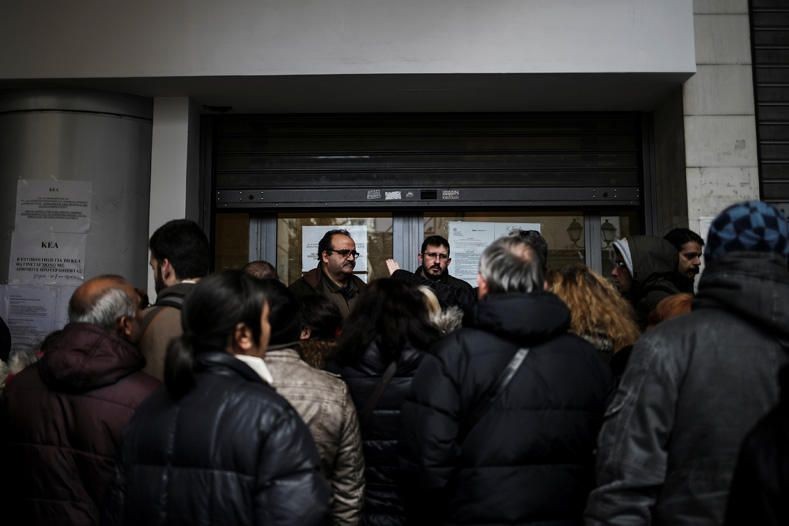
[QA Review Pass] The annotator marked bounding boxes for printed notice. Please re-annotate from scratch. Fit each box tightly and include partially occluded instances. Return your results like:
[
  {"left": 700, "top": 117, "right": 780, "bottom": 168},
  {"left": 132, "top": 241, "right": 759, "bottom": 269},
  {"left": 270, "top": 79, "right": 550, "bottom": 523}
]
[
  {"left": 5, "top": 285, "right": 58, "bottom": 352},
  {"left": 448, "top": 221, "right": 541, "bottom": 286},
  {"left": 15, "top": 179, "right": 92, "bottom": 233},
  {"left": 301, "top": 225, "right": 368, "bottom": 273},
  {"left": 9, "top": 231, "right": 87, "bottom": 285}
]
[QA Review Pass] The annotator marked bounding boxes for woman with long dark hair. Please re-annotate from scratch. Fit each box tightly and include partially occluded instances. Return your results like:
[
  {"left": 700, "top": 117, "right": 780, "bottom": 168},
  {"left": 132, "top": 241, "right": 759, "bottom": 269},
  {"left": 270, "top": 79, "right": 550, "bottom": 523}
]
[
  {"left": 110, "top": 270, "right": 329, "bottom": 525},
  {"left": 334, "top": 278, "right": 441, "bottom": 525}
]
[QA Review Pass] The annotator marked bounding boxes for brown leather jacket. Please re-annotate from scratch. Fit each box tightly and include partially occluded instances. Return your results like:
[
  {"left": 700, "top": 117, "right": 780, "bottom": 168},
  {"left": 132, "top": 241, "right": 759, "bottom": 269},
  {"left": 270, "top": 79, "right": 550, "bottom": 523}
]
[
  {"left": 266, "top": 348, "right": 365, "bottom": 526},
  {"left": 289, "top": 267, "right": 367, "bottom": 319}
]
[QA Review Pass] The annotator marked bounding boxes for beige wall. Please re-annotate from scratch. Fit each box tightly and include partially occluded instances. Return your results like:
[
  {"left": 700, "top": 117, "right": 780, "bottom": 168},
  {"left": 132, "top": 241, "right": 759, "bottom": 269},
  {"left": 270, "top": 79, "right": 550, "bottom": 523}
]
[{"left": 684, "top": 0, "right": 760, "bottom": 235}]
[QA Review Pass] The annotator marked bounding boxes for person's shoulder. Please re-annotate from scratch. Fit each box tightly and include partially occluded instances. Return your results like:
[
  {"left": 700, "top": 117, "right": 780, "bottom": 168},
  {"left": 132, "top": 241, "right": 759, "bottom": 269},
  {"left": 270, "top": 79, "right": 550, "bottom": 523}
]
[{"left": 446, "top": 274, "right": 473, "bottom": 290}]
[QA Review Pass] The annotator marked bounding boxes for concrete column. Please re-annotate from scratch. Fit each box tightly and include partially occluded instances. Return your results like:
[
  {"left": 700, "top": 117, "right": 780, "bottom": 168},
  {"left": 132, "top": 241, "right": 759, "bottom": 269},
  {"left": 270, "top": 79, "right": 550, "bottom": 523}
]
[
  {"left": 0, "top": 90, "right": 152, "bottom": 286},
  {"left": 684, "top": 0, "right": 760, "bottom": 234},
  {"left": 147, "top": 97, "right": 201, "bottom": 299}
]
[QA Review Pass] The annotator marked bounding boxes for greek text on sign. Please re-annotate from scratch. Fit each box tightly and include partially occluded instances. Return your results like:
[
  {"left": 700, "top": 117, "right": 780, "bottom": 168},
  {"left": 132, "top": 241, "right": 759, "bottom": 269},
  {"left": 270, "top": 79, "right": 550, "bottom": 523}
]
[
  {"left": 15, "top": 180, "right": 92, "bottom": 233},
  {"left": 9, "top": 231, "right": 86, "bottom": 285}
]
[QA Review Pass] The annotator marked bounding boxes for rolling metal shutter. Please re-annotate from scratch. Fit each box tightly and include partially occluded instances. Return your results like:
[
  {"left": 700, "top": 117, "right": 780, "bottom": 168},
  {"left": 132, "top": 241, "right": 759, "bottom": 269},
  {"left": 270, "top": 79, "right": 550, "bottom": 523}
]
[
  {"left": 212, "top": 113, "right": 642, "bottom": 209},
  {"left": 751, "top": 0, "right": 789, "bottom": 202}
]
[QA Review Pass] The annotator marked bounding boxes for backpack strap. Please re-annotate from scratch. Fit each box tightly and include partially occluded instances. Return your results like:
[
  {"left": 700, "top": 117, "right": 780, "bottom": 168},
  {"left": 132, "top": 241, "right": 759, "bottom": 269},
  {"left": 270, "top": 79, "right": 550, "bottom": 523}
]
[
  {"left": 460, "top": 347, "right": 530, "bottom": 442},
  {"left": 359, "top": 361, "right": 398, "bottom": 425},
  {"left": 138, "top": 294, "right": 186, "bottom": 341}
]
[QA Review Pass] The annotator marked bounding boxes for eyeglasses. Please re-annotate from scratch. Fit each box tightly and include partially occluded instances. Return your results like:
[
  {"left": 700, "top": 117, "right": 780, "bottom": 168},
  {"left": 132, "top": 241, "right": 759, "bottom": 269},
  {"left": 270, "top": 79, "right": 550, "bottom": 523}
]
[
  {"left": 328, "top": 248, "right": 360, "bottom": 259},
  {"left": 423, "top": 252, "right": 449, "bottom": 260}
]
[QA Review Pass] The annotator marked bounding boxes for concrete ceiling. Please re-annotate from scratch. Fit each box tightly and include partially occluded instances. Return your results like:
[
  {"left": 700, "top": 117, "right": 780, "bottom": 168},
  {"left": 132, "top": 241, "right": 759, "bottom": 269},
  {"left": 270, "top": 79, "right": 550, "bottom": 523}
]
[{"left": 0, "top": 72, "right": 691, "bottom": 114}]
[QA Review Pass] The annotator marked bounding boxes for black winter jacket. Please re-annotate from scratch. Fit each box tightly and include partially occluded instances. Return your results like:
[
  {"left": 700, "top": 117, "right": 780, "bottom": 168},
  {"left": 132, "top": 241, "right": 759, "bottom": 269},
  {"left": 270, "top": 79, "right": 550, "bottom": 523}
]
[
  {"left": 399, "top": 292, "right": 612, "bottom": 525},
  {"left": 109, "top": 351, "right": 330, "bottom": 526},
  {"left": 336, "top": 341, "right": 426, "bottom": 526},
  {"left": 726, "top": 365, "right": 789, "bottom": 526},
  {"left": 586, "top": 252, "right": 789, "bottom": 525}
]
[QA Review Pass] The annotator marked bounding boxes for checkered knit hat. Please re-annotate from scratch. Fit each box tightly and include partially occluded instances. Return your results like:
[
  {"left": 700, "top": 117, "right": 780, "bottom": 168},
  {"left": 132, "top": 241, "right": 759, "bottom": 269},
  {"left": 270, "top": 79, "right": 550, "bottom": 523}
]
[{"left": 705, "top": 200, "right": 789, "bottom": 263}]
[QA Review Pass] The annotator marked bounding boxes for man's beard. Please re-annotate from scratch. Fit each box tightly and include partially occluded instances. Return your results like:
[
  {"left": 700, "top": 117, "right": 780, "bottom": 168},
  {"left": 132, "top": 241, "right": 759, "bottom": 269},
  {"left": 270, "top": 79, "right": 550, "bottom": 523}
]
[{"left": 424, "top": 265, "right": 444, "bottom": 279}]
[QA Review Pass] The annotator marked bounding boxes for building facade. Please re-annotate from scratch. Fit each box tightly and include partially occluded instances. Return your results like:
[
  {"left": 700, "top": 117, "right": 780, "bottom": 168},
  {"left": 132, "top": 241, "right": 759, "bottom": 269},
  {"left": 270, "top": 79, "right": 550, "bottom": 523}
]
[{"left": 0, "top": 0, "right": 783, "bottom": 301}]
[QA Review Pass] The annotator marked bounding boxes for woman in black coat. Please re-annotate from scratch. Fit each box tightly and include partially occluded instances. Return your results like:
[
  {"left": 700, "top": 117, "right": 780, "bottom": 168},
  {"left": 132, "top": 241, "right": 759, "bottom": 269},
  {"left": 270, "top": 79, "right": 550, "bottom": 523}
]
[
  {"left": 333, "top": 278, "right": 441, "bottom": 526},
  {"left": 108, "top": 271, "right": 330, "bottom": 526}
]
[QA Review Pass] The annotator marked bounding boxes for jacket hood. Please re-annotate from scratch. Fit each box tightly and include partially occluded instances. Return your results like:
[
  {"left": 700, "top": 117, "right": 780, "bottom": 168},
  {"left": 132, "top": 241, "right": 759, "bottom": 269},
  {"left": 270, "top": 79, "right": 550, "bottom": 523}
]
[
  {"left": 695, "top": 252, "right": 789, "bottom": 339},
  {"left": 627, "top": 236, "right": 678, "bottom": 282},
  {"left": 474, "top": 292, "right": 571, "bottom": 345},
  {"left": 38, "top": 322, "right": 145, "bottom": 392}
]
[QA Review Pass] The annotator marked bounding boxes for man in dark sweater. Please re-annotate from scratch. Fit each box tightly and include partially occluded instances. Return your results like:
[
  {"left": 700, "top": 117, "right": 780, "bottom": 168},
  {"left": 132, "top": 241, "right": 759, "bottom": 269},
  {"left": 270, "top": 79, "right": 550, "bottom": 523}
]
[{"left": 387, "top": 235, "right": 475, "bottom": 316}]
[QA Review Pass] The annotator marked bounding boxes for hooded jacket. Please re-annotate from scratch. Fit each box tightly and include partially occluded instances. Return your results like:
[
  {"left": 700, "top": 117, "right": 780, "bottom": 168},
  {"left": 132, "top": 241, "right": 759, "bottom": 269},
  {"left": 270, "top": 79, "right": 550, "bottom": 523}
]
[
  {"left": 614, "top": 236, "right": 682, "bottom": 326},
  {"left": 3, "top": 323, "right": 158, "bottom": 526},
  {"left": 586, "top": 252, "right": 789, "bottom": 526},
  {"left": 399, "top": 292, "right": 612, "bottom": 525}
]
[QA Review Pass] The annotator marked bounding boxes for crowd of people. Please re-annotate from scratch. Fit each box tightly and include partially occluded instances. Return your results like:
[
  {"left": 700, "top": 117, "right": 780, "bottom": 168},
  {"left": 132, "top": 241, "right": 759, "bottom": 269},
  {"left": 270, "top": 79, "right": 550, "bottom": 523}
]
[{"left": 0, "top": 199, "right": 787, "bottom": 526}]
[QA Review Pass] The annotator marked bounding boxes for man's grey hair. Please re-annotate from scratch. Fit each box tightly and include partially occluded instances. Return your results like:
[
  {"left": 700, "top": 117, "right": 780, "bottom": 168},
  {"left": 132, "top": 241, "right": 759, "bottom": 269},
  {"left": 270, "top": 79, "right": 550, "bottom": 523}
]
[
  {"left": 479, "top": 234, "right": 544, "bottom": 294},
  {"left": 68, "top": 287, "right": 136, "bottom": 331}
]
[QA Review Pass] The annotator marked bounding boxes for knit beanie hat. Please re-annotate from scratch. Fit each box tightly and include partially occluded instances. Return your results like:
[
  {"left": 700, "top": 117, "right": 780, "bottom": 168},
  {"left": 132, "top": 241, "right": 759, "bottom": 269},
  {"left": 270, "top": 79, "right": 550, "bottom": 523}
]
[{"left": 704, "top": 200, "right": 789, "bottom": 263}]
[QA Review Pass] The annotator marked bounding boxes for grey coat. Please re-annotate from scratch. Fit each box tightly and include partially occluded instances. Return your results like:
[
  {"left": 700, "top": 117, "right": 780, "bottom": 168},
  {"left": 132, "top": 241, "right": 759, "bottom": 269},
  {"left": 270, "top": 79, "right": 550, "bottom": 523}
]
[
  {"left": 586, "top": 252, "right": 789, "bottom": 525},
  {"left": 266, "top": 348, "right": 365, "bottom": 526}
]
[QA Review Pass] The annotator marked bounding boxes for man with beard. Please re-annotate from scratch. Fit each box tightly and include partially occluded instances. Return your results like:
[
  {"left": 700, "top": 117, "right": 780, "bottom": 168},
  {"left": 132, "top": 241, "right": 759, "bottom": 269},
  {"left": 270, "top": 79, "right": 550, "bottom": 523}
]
[
  {"left": 586, "top": 201, "right": 789, "bottom": 525},
  {"left": 387, "top": 235, "right": 475, "bottom": 316},
  {"left": 139, "top": 219, "right": 209, "bottom": 380},
  {"left": 664, "top": 228, "right": 704, "bottom": 293},
  {"left": 290, "top": 229, "right": 367, "bottom": 319}
]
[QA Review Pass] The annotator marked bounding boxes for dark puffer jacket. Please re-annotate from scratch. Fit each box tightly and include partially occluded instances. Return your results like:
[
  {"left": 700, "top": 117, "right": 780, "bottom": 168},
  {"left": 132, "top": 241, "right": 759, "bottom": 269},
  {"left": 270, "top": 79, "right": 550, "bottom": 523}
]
[
  {"left": 110, "top": 351, "right": 330, "bottom": 526},
  {"left": 336, "top": 341, "right": 426, "bottom": 526},
  {"left": 586, "top": 252, "right": 789, "bottom": 525},
  {"left": 399, "top": 292, "right": 612, "bottom": 525},
  {"left": 3, "top": 323, "right": 159, "bottom": 526}
]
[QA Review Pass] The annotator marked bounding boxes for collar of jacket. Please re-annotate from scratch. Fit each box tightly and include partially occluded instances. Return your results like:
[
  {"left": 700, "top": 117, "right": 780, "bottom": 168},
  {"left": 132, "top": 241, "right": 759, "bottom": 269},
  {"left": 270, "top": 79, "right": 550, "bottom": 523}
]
[
  {"left": 39, "top": 322, "right": 144, "bottom": 392},
  {"left": 695, "top": 251, "right": 789, "bottom": 338},
  {"left": 234, "top": 354, "right": 274, "bottom": 384},
  {"left": 266, "top": 347, "right": 301, "bottom": 361},
  {"left": 155, "top": 281, "right": 196, "bottom": 304},
  {"left": 195, "top": 351, "right": 274, "bottom": 387},
  {"left": 416, "top": 266, "right": 450, "bottom": 284},
  {"left": 303, "top": 266, "right": 360, "bottom": 298},
  {"left": 474, "top": 292, "right": 571, "bottom": 346}
]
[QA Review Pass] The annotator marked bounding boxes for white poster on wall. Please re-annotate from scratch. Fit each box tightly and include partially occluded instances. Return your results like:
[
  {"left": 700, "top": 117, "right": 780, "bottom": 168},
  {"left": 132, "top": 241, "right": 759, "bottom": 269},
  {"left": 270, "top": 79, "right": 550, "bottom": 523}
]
[
  {"left": 448, "top": 221, "right": 541, "bottom": 285},
  {"left": 15, "top": 179, "right": 92, "bottom": 233},
  {"left": 8, "top": 231, "right": 87, "bottom": 285},
  {"left": 5, "top": 285, "right": 59, "bottom": 352},
  {"left": 301, "top": 225, "right": 369, "bottom": 273}
]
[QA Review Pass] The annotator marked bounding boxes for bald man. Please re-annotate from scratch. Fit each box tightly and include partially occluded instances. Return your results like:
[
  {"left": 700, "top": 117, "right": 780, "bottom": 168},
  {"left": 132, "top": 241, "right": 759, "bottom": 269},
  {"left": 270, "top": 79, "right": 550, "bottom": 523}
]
[{"left": 3, "top": 275, "right": 159, "bottom": 526}]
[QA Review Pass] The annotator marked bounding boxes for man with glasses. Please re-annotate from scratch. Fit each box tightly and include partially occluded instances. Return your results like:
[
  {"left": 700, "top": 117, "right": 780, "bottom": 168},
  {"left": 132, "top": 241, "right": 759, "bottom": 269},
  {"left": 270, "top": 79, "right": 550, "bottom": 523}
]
[
  {"left": 387, "top": 235, "right": 474, "bottom": 318},
  {"left": 290, "top": 229, "right": 367, "bottom": 319}
]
